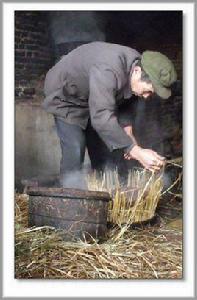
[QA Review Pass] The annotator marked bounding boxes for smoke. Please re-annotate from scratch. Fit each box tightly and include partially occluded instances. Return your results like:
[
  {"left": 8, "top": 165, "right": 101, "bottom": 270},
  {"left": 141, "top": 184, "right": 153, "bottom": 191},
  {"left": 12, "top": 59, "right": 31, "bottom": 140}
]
[
  {"left": 61, "top": 169, "right": 88, "bottom": 190},
  {"left": 49, "top": 11, "right": 105, "bottom": 44}
]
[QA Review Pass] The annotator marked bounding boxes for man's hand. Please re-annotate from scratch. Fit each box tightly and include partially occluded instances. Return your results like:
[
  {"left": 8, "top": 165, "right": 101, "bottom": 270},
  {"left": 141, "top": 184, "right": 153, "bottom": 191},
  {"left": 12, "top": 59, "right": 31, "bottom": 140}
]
[{"left": 125, "top": 145, "right": 165, "bottom": 172}]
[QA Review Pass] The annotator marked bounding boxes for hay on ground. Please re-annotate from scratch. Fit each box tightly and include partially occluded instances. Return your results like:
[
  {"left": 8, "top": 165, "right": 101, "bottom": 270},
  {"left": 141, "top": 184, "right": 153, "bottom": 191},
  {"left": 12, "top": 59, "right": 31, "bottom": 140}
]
[{"left": 15, "top": 163, "right": 182, "bottom": 279}]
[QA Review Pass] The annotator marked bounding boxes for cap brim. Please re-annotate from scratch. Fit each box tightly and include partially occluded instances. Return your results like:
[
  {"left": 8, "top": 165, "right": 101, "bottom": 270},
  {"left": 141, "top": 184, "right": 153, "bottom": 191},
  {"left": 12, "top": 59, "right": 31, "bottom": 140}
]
[{"left": 153, "top": 82, "right": 171, "bottom": 99}]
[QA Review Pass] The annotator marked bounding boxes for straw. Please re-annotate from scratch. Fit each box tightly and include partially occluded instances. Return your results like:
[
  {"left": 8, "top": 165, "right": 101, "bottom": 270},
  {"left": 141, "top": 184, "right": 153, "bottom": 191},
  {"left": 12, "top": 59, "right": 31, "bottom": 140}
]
[{"left": 15, "top": 160, "right": 182, "bottom": 279}]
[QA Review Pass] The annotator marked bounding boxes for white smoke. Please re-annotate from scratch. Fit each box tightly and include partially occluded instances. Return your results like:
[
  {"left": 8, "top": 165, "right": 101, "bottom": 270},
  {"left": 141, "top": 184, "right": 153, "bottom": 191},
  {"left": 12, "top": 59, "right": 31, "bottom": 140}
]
[{"left": 61, "top": 169, "right": 88, "bottom": 190}]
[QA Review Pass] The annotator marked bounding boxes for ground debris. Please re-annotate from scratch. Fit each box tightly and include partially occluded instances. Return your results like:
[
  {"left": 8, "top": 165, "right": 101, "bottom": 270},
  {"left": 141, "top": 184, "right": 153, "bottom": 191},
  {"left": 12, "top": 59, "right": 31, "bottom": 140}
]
[{"left": 15, "top": 192, "right": 182, "bottom": 279}]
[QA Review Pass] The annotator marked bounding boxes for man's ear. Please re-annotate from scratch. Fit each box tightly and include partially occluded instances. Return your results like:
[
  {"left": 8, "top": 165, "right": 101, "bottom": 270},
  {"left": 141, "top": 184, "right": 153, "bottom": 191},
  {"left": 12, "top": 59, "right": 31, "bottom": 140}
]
[
  {"left": 133, "top": 66, "right": 142, "bottom": 75},
  {"left": 132, "top": 66, "right": 142, "bottom": 81}
]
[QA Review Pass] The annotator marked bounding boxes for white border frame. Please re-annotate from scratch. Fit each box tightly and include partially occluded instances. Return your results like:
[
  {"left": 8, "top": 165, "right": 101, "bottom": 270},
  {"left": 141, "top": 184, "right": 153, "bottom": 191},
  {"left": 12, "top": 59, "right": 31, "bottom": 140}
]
[{"left": 2, "top": 1, "right": 195, "bottom": 298}]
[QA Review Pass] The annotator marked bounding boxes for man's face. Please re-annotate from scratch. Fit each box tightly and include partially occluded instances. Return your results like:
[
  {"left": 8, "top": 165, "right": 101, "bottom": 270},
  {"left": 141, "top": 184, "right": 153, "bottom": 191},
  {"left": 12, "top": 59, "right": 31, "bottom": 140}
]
[{"left": 130, "top": 66, "right": 154, "bottom": 99}]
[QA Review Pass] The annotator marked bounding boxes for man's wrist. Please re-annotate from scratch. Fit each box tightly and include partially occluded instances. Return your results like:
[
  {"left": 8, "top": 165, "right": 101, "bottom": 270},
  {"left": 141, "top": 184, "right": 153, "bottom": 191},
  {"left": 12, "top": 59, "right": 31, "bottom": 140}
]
[
  {"left": 129, "top": 145, "right": 142, "bottom": 159},
  {"left": 124, "top": 143, "right": 137, "bottom": 155}
]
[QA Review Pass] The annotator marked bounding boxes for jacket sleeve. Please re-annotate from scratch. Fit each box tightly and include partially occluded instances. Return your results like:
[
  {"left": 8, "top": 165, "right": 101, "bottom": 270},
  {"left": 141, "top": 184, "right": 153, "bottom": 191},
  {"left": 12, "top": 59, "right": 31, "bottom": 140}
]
[{"left": 89, "top": 65, "right": 134, "bottom": 152}]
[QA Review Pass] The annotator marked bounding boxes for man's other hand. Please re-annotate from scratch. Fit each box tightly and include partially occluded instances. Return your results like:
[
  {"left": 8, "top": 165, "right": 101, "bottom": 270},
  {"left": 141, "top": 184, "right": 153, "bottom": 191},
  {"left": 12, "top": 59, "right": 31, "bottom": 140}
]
[{"left": 125, "top": 145, "right": 165, "bottom": 172}]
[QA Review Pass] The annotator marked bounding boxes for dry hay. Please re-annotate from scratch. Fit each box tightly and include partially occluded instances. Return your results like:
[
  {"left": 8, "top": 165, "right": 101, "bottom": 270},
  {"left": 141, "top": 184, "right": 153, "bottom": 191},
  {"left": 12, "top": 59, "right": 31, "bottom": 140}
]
[
  {"left": 15, "top": 165, "right": 182, "bottom": 279},
  {"left": 15, "top": 222, "right": 182, "bottom": 279}
]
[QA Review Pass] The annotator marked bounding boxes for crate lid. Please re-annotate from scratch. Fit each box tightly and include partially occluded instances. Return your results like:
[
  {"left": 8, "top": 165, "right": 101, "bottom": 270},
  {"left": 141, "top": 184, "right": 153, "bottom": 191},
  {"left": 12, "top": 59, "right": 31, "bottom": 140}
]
[{"left": 26, "top": 187, "right": 111, "bottom": 201}]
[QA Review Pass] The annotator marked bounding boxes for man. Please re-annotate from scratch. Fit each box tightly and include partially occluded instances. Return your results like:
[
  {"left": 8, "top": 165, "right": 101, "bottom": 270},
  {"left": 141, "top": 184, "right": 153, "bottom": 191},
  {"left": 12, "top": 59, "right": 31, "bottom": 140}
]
[{"left": 43, "top": 42, "right": 177, "bottom": 186}]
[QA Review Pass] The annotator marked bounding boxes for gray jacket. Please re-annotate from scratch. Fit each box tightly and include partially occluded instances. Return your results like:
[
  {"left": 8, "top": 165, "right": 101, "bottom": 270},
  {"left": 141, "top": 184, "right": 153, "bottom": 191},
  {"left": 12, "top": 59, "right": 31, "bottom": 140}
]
[{"left": 43, "top": 42, "right": 141, "bottom": 151}]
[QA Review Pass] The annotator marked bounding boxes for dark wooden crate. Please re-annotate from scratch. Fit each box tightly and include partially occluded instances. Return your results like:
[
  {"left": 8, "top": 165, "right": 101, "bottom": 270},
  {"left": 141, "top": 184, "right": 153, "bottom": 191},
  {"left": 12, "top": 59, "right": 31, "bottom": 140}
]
[{"left": 27, "top": 187, "right": 111, "bottom": 242}]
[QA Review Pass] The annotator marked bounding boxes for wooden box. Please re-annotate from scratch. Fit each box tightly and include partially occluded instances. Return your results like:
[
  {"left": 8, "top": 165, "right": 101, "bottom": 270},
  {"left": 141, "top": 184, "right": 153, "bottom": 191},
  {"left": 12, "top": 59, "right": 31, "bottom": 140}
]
[{"left": 27, "top": 187, "right": 111, "bottom": 242}]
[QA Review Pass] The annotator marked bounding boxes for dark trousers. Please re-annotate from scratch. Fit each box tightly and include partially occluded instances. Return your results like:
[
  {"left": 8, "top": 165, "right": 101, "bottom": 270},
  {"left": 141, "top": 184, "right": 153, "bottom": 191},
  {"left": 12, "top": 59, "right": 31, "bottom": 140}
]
[{"left": 54, "top": 117, "right": 128, "bottom": 187}]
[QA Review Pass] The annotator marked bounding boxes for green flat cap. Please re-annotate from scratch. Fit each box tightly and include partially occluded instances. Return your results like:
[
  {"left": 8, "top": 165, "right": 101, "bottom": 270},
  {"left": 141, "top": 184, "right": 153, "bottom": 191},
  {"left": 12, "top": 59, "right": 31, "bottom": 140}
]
[{"left": 141, "top": 51, "right": 177, "bottom": 99}]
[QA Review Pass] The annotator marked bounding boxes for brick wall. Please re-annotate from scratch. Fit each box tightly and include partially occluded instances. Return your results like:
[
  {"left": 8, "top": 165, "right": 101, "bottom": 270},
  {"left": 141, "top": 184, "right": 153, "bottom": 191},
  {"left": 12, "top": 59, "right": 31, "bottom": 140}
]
[{"left": 15, "top": 11, "right": 54, "bottom": 99}]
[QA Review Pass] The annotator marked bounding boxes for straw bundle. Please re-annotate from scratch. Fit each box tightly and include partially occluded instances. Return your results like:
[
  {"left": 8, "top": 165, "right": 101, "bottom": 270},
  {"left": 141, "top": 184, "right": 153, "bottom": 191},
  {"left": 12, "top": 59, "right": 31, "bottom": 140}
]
[{"left": 87, "top": 168, "right": 163, "bottom": 226}]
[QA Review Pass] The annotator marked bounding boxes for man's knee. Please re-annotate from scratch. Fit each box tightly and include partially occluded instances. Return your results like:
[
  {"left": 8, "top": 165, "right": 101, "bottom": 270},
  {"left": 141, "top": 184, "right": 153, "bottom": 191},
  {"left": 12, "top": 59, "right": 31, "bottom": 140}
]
[{"left": 54, "top": 117, "right": 86, "bottom": 171}]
